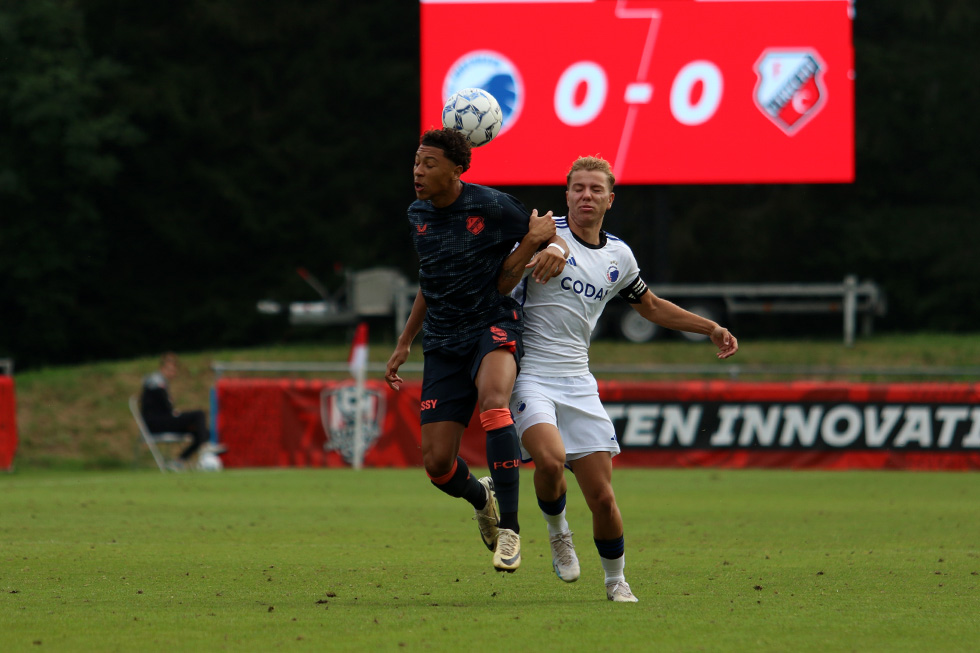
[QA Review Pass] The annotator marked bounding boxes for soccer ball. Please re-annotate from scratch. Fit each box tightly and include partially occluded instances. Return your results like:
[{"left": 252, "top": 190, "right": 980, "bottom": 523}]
[
  {"left": 442, "top": 88, "right": 503, "bottom": 147},
  {"left": 196, "top": 450, "right": 223, "bottom": 472}
]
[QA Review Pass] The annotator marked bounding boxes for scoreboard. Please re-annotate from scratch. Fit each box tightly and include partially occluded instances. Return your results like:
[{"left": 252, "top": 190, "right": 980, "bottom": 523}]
[{"left": 420, "top": 0, "right": 855, "bottom": 184}]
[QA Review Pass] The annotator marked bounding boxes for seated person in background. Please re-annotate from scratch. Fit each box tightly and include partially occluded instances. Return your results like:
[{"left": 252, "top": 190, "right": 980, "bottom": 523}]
[{"left": 140, "top": 352, "right": 225, "bottom": 469}]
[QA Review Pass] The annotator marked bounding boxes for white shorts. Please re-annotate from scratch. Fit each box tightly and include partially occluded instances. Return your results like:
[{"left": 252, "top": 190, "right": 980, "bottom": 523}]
[{"left": 510, "top": 373, "right": 620, "bottom": 463}]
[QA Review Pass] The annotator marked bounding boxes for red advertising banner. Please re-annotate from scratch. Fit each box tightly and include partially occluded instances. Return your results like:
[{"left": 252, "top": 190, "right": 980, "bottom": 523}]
[
  {"left": 600, "top": 380, "right": 980, "bottom": 470},
  {"left": 0, "top": 376, "right": 17, "bottom": 471},
  {"left": 420, "top": 0, "right": 854, "bottom": 184},
  {"left": 215, "top": 378, "right": 980, "bottom": 471},
  {"left": 216, "top": 378, "right": 485, "bottom": 469}
]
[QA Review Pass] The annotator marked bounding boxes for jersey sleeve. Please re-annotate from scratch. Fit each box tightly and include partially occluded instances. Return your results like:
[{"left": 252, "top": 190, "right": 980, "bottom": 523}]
[
  {"left": 497, "top": 191, "right": 531, "bottom": 241},
  {"left": 614, "top": 244, "right": 648, "bottom": 304}
]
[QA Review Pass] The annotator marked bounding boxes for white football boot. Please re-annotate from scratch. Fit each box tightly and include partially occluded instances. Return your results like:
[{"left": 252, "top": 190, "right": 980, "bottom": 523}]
[
  {"left": 473, "top": 477, "right": 500, "bottom": 551},
  {"left": 550, "top": 531, "right": 580, "bottom": 582},
  {"left": 605, "top": 580, "right": 639, "bottom": 603}
]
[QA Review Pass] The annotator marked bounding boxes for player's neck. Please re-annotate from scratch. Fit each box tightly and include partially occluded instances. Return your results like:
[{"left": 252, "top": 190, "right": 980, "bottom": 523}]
[
  {"left": 430, "top": 180, "right": 464, "bottom": 208},
  {"left": 569, "top": 218, "right": 603, "bottom": 245}
]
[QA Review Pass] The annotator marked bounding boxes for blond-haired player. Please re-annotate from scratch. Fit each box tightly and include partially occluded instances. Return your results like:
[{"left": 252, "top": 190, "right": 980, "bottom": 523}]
[{"left": 499, "top": 156, "right": 738, "bottom": 601}]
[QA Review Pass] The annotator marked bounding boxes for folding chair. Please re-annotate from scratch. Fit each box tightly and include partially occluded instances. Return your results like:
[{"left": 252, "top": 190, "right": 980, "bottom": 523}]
[{"left": 129, "top": 395, "right": 190, "bottom": 472}]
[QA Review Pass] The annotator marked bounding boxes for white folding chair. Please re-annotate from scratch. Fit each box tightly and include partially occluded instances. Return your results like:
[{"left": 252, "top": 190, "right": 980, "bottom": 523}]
[{"left": 129, "top": 395, "right": 190, "bottom": 472}]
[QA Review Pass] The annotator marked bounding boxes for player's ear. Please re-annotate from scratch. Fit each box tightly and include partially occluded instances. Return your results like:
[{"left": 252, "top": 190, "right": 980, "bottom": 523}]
[
  {"left": 453, "top": 164, "right": 463, "bottom": 181},
  {"left": 608, "top": 191, "right": 614, "bottom": 208}
]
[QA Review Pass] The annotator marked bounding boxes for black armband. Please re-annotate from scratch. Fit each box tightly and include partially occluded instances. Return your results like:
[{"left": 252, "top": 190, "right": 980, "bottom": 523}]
[{"left": 618, "top": 275, "right": 648, "bottom": 304}]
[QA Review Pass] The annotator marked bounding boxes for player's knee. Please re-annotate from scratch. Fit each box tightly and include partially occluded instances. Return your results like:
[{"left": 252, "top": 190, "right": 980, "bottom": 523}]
[
  {"left": 535, "top": 454, "right": 566, "bottom": 482},
  {"left": 422, "top": 452, "right": 454, "bottom": 479},
  {"left": 477, "top": 393, "right": 510, "bottom": 413},
  {"left": 589, "top": 487, "right": 618, "bottom": 516}
]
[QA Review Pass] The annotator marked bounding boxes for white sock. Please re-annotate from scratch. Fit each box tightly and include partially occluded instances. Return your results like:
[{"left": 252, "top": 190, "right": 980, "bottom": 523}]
[
  {"left": 600, "top": 554, "right": 626, "bottom": 585},
  {"left": 541, "top": 509, "right": 570, "bottom": 537}
]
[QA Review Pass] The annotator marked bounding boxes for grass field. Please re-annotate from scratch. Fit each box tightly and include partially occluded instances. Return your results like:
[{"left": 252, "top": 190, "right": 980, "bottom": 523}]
[{"left": 2, "top": 467, "right": 978, "bottom": 652}]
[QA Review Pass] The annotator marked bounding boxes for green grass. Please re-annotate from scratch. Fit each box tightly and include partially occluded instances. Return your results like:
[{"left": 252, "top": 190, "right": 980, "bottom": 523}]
[
  {"left": 10, "top": 333, "right": 980, "bottom": 470},
  {"left": 2, "top": 468, "right": 978, "bottom": 651}
]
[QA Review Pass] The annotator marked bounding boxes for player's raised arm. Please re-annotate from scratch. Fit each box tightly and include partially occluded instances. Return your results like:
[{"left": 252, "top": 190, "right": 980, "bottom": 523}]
[{"left": 497, "top": 210, "right": 567, "bottom": 293}]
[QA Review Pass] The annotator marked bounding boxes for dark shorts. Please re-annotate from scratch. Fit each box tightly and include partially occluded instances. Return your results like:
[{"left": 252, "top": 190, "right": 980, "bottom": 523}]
[{"left": 420, "top": 322, "right": 524, "bottom": 426}]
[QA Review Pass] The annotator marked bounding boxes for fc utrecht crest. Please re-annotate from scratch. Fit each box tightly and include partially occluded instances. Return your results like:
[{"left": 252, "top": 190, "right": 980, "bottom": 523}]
[
  {"left": 754, "top": 49, "right": 827, "bottom": 135},
  {"left": 320, "top": 383, "right": 385, "bottom": 464}
]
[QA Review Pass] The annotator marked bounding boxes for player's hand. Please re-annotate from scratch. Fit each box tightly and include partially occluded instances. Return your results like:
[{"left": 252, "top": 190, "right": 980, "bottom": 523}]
[
  {"left": 527, "top": 235, "right": 567, "bottom": 284},
  {"left": 711, "top": 327, "right": 739, "bottom": 359},
  {"left": 385, "top": 347, "right": 410, "bottom": 391},
  {"left": 526, "top": 209, "right": 556, "bottom": 245}
]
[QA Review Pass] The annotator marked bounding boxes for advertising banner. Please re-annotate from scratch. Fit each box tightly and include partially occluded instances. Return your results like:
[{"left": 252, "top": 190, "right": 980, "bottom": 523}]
[
  {"left": 215, "top": 378, "right": 980, "bottom": 471},
  {"left": 0, "top": 376, "right": 16, "bottom": 471},
  {"left": 216, "top": 378, "right": 486, "bottom": 469},
  {"left": 600, "top": 380, "right": 980, "bottom": 470},
  {"left": 420, "top": 0, "right": 854, "bottom": 184}
]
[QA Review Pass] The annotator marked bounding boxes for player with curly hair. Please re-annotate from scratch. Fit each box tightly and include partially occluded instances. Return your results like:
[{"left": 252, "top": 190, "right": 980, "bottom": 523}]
[{"left": 385, "top": 128, "right": 569, "bottom": 572}]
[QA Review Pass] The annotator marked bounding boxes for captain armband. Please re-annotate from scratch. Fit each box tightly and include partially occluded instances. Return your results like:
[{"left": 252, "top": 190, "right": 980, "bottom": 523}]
[{"left": 617, "top": 275, "right": 649, "bottom": 304}]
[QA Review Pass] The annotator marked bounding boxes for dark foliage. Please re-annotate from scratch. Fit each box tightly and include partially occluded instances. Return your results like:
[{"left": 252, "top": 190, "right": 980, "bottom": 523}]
[{"left": 0, "top": 0, "right": 977, "bottom": 368}]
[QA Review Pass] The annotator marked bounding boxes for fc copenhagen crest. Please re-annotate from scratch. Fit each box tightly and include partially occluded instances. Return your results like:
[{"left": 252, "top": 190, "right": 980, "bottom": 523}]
[
  {"left": 754, "top": 49, "right": 827, "bottom": 135},
  {"left": 320, "top": 383, "right": 385, "bottom": 464}
]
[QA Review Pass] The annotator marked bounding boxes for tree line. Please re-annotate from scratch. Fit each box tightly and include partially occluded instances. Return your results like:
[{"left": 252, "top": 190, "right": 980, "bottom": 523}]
[{"left": 1, "top": 0, "right": 977, "bottom": 369}]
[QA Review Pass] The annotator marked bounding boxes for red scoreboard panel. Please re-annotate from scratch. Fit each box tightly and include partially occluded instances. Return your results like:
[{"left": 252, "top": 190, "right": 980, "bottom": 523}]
[{"left": 420, "top": 0, "right": 854, "bottom": 185}]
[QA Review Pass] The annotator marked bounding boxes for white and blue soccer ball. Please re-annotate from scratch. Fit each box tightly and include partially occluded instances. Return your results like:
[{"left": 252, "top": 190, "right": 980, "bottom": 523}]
[
  {"left": 196, "top": 450, "right": 224, "bottom": 472},
  {"left": 442, "top": 88, "right": 503, "bottom": 147}
]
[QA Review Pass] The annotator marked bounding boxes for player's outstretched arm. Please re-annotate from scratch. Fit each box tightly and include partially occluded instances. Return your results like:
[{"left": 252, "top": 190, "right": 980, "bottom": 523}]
[
  {"left": 631, "top": 291, "right": 739, "bottom": 359},
  {"left": 385, "top": 290, "right": 426, "bottom": 390}
]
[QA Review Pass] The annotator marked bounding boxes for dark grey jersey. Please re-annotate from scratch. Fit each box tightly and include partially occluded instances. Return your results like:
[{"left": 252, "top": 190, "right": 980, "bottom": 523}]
[{"left": 408, "top": 182, "right": 530, "bottom": 351}]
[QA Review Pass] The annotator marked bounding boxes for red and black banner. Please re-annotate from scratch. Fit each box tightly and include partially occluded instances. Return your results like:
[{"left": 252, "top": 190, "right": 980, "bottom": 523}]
[
  {"left": 600, "top": 380, "right": 980, "bottom": 470},
  {"left": 214, "top": 379, "right": 980, "bottom": 470},
  {"left": 0, "top": 376, "right": 17, "bottom": 471}
]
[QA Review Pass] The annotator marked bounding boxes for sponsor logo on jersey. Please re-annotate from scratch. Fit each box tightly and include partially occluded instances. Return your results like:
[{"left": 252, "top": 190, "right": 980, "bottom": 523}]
[
  {"left": 443, "top": 50, "right": 523, "bottom": 134},
  {"left": 416, "top": 224, "right": 428, "bottom": 234},
  {"left": 561, "top": 276, "right": 609, "bottom": 301},
  {"left": 466, "top": 216, "right": 485, "bottom": 235},
  {"left": 566, "top": 256, "right": 577, "bottom": 267},
  {"left": 754, "top": 49, "right": 827, "bottom": 135},
  {"left": 321, "top": 383, "right": 385, "bottom": 464}
]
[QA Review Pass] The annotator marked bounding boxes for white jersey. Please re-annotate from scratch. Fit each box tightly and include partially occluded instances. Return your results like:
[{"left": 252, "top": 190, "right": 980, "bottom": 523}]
[{"left": 512, "top": 217, "right": 641, "bottom": 376}]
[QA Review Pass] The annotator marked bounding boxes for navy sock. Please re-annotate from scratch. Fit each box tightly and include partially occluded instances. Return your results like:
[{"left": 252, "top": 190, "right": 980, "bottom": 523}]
[
  {"left": 430, "top": 457, "right": 486, "bottom": 509},
  {"left": 486, "top": 424, "right": 520, "bottom": 533},
  {"left": 537, "top": 493, "right": 566, "bottom": 516},
  {"left": 594, "top": 535, "right": 626, "bottom": 560}
]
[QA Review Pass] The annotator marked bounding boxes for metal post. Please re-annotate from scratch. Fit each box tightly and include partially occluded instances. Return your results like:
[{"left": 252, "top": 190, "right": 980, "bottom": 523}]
[
  {"left": 352, "top": 366, "right": 365, "bottom": 470},
  {"left": 843, "top": 275, "right": 857, "bottom": 347}
]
